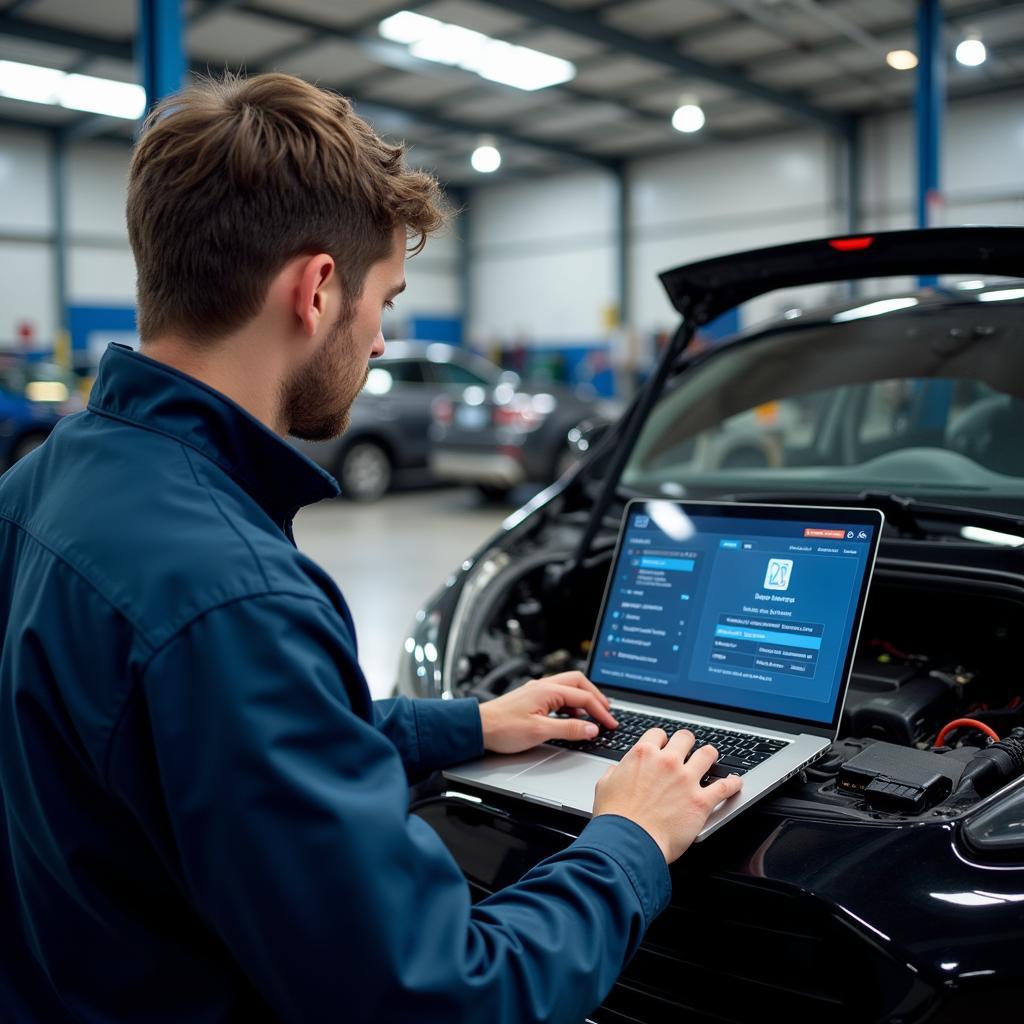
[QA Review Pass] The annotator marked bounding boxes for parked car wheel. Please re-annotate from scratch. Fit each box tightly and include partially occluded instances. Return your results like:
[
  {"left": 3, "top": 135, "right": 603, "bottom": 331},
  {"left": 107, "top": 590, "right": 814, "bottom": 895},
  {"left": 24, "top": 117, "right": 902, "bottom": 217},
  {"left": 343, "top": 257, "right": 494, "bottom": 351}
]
[{"left": 337, "top": 440, "right": 392, "bottom": 502}]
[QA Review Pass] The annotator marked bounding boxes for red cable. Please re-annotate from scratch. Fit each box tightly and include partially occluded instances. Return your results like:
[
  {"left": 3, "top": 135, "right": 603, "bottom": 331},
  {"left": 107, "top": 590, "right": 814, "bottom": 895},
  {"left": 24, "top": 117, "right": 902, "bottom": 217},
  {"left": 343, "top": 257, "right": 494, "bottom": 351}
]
[{"left": 935, "top": 718, "right": 1000, "bottom": 747}]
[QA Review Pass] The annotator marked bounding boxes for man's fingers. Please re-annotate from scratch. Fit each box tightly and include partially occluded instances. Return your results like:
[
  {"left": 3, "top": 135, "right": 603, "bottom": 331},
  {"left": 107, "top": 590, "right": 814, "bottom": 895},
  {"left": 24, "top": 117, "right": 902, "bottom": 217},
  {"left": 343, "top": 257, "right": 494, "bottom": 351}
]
[
  {"left": 632, "top": 727, "right": 669, "bottom": 751},
  {"left": 704, "top": 773, "right": 743, "bottom": 804},
  {"left": 665, "top": 728, "right": 697, "bottom": 759},
  {"left": 543, "top": 671, "right": 612, "bottom": 708},
  {"left": 549, "top": 685, "right": 618, "bottom": 730},
  {"left": 539, "top": 714, "right": 600, "bottom": 743},
  {"left": 683, "top": 740, "right": 720, "bottom": 774}
]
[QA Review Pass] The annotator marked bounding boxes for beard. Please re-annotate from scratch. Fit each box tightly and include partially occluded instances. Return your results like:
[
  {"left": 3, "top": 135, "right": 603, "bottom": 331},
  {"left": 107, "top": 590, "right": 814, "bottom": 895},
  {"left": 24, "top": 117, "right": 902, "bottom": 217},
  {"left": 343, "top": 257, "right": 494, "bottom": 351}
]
[{"left": 283, "top": 310, "right": 368, "bottom": 442}]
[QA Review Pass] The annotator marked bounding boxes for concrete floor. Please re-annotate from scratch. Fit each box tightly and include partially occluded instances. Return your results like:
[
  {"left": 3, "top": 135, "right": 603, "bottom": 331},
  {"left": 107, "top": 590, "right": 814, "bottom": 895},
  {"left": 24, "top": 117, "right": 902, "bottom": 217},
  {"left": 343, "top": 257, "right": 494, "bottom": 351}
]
[{"left": 294, "top": 488, "right": 508, "bottom": 698}]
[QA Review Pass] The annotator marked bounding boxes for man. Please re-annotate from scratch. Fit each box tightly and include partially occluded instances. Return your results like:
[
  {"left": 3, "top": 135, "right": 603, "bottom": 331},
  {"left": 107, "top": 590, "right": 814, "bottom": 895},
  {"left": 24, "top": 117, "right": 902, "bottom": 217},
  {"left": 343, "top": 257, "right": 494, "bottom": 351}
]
[{"left": 0, "top": 73, "right": 741, "bottom": 1022}]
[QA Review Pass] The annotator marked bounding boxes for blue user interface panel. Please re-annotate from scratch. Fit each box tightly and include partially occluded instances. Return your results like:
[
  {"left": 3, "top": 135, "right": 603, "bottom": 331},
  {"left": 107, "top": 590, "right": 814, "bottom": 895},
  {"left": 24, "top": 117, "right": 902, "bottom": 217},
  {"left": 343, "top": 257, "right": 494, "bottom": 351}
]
[{"left": 589, "top": 504, "right": 876, "bottom": 725}]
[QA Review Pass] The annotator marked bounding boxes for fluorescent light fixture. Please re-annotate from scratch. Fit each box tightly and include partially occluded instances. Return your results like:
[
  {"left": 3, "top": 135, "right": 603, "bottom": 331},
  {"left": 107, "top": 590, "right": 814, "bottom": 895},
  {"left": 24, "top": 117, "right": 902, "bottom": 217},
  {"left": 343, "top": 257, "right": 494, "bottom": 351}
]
[
  {"left": 60, "top": 73, "right": 146, "bottom": 119},
  {"left": 955, "top": 37, "right": 987, "bottom": 67},
  {"left": 0, "top": 59, "right": 145, "bottom": 119},
  {"left": 672, "top": 102, "right": 705, "bottom": 133},
  {"left": 961, "top": 526, "right": 1024, "bottom": 548},
  {"left": 0, "top": 60, "right": 64, "bottom": 103},
  {"left": 471, "top": 141, "right": 501, "bottom": 173},
  {"left": 378, "top": 10, "right": 436, "bottom": 45},
  {"left": 955, "top": 279, "right": 987, "bottom": 289},
  {"left": 886, "top": 49, "right": 918, "bottom": 70},
  {"left": 832, "top": 297, "right": 918, "bottom": 323},
  {"left": 380, "top": 11, "right": 574, "bottom": 91},
  {"left": 978, "top": 287, "right": 1024, "bottom": 302}
]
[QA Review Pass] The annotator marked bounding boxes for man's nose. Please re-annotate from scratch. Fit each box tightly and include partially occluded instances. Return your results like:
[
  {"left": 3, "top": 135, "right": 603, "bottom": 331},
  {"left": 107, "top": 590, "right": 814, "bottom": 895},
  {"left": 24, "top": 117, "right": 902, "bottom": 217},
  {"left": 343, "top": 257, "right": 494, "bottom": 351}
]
[{"left": 371, "top": 330, "right": 386, "bottom": 358}]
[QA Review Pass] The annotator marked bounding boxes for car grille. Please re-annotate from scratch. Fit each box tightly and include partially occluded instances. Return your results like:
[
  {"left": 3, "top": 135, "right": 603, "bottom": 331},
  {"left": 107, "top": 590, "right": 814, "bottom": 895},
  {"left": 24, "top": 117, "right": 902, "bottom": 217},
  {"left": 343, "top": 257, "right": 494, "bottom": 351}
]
[{"left": 414, "top": 796, "right": 938, "bottom": 1024}]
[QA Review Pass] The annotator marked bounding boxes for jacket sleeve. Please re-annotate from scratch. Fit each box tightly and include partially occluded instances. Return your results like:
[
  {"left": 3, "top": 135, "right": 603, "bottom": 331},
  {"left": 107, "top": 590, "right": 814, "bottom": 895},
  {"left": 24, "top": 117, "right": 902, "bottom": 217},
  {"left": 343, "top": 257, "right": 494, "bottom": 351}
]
[
  {"left": 372, "top": 696, "right": 484, "bottom": 783},
  {"left": 115, "top": 592, "right": 671, "bottom": 1024}
]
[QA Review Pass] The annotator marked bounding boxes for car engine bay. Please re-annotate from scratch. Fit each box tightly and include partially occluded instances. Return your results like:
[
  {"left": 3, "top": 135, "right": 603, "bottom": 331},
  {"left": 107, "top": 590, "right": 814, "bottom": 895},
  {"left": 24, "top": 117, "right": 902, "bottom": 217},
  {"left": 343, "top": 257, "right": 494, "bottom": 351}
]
[{"left": 440, "top": 502, "right": 1024, "bottom": 826}]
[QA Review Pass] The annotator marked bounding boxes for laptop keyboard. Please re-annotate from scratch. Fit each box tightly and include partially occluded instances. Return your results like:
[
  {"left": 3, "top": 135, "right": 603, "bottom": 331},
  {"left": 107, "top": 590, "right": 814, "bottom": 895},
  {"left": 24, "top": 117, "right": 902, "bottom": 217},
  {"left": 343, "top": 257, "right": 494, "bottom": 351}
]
[{"left": 547, "top": 709, "right": 788, "bottom": 777}]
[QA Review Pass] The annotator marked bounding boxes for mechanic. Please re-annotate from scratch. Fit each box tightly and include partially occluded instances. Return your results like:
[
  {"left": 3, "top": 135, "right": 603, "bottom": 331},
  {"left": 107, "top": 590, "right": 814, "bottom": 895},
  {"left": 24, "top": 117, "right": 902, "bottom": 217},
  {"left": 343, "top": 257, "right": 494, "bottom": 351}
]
[{"left": 0, "top": 72, "right": 741, "bottom": 1023}]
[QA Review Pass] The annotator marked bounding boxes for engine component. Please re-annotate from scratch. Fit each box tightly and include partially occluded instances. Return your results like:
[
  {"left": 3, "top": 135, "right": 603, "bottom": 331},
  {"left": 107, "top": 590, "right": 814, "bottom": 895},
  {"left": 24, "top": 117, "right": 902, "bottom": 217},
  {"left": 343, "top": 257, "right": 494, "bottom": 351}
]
[
  {"left": 838, "top": 741, "right": 966, "bottom": 814},
  {"left": 842, "top": 668, "right": 956, "bottom": 746},
  {"left": 947, "top": 726, "right": 1024, "bottom": 804}
]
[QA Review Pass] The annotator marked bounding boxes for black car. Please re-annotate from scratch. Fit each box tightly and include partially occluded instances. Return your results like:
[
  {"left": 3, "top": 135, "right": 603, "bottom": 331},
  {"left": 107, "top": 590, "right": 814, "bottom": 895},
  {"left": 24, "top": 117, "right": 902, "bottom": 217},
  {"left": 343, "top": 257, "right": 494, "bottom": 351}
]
[
  {"left": 293, "top": 341, "right": 505, "bottom": 500},
  {"left": 0, "top": 357, "right": 84, "bottom": 469},
  {"left": 398, "top": 228, "right": 1024, "bottom": 1022},
  {"left": 430, "top": 376, "right": 622, "bottom": 499}
]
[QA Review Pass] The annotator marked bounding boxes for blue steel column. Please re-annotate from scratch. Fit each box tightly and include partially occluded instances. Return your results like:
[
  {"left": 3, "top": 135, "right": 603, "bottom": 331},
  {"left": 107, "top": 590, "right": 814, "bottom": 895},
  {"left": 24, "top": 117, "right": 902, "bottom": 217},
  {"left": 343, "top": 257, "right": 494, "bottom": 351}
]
[
  {"left": 137, "top": 0, "right": 186, "bottom": 114},
  {"left": 916, "top": 0, "right": 944, "bottom": 275}
]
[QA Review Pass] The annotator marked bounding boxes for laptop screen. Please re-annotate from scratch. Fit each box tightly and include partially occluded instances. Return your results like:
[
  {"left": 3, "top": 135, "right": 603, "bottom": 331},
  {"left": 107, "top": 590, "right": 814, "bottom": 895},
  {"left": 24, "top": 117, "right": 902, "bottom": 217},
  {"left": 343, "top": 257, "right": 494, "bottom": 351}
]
[{"left": 587, "top": 500, "right": 883, "bottom": 730}]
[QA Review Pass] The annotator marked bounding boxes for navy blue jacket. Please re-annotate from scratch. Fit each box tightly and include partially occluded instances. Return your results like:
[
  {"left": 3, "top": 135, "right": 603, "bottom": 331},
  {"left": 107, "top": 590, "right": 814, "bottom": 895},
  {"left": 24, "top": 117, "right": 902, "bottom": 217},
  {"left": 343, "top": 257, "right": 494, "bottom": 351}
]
[{"left": 0, "top": 345, "right": 670, "bottom": 1022}]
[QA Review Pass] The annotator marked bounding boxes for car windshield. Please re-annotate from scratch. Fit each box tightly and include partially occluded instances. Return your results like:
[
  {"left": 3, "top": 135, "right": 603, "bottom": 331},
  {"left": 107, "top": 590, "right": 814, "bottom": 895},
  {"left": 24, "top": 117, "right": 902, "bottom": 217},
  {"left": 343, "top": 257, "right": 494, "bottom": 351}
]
[{"left": 622, "top": 291, "right": 1024, "bottom": 514}]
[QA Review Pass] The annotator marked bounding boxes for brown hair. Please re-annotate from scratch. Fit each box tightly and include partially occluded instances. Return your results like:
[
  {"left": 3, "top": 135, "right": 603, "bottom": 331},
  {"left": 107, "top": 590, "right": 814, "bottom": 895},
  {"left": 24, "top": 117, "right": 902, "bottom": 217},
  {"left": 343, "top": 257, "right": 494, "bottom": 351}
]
[{"left": 127, "top": 72, "right": 447, "bottom": 343}]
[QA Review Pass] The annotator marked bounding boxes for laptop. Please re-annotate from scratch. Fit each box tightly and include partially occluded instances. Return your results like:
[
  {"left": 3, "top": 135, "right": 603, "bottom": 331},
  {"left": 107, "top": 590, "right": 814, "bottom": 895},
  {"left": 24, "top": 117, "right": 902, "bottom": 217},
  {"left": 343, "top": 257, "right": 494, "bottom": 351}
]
[{"left": 445, "top": 499, "right": 884, "bottom": 840}]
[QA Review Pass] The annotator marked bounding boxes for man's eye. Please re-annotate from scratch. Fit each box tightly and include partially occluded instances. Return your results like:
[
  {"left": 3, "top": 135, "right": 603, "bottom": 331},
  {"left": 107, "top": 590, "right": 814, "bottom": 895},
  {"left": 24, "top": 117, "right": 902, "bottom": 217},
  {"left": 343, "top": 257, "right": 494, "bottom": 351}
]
[{"left": 384, "top": 300, "right": 395, "bottom": 312}]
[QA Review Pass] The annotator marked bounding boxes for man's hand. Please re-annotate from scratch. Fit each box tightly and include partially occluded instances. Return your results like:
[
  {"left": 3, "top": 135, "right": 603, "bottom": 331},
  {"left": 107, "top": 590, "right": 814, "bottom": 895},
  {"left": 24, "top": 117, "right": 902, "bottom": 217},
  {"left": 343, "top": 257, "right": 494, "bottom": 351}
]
[
  {"left": 478, "top": 672, "right": 618, "bottom": 754},
  {"left": 593, "top": 728, "right": 742, "bottom": 863}
]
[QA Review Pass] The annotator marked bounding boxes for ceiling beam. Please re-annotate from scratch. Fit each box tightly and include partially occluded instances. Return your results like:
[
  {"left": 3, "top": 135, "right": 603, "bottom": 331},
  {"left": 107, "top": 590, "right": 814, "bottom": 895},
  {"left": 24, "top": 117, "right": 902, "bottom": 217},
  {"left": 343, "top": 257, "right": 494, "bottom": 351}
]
[
  {"left": 0, "top": 11, "right": 611, "bottom": 168},
  {"left": 0, "top": 12, "right": 132, "bottom": 60},
  {"left": 472, "top": 0, "right": 850, "bottom": 133},
  {"left": 231, "top": 2, "right": 728, "bottom": 147},
  {"left": 745, "top": 0, "right": 1024, "bottom": 76}
]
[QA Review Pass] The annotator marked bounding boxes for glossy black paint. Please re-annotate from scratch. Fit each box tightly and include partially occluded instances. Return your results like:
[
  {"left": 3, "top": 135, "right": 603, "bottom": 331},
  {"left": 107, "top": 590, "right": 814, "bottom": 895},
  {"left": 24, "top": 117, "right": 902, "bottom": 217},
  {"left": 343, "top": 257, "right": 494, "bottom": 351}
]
[
  {"left": 401, "top": 230, "right": 1024, "bottom": 1021},
  {"left": 414, "top": 790, "right": 1024, "bottom": 1022}
]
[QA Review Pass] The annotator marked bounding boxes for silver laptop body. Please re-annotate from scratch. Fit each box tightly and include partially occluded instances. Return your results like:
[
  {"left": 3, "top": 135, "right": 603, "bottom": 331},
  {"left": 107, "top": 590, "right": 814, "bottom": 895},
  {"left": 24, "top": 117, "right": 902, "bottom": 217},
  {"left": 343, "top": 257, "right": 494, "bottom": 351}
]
[{"left": 445, "top": 500, "right": 884, "bottom": 841}]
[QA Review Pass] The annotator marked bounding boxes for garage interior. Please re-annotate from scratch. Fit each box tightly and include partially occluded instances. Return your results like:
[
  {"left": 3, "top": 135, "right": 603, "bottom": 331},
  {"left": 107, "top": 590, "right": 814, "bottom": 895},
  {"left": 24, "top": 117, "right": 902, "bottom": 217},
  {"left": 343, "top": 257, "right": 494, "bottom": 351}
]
[
  {"left": 2, "top": 2, "right": 1024, "bottom": 1021},
  {"left": 2, "top": 0, "right": 1021, "bottom": 699}
]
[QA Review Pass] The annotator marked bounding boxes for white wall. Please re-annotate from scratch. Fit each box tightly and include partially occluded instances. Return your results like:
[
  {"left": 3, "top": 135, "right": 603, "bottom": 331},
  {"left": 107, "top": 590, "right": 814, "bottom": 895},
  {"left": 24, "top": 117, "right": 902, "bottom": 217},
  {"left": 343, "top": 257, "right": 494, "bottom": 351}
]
[
  {"left": 468, "top": 169, "right": 618, "bottom": 346},
  {"left": 0, "top": 128, "right": 54, "bottom": 345},
  {"left": 861, "top": 88, "right": 1024, "bottom": 230},
  {"left": 629, "top": 130, "right": 842, "bottom": 334},
  {"left": 0, "top": 129, "right": 462, "bottom": 351},
  {"left": 3, "top": 85, "right": 1023, "bottom": 354},
  {"left": 467, "top": 86, "right": 1024, "bottom": 351}
]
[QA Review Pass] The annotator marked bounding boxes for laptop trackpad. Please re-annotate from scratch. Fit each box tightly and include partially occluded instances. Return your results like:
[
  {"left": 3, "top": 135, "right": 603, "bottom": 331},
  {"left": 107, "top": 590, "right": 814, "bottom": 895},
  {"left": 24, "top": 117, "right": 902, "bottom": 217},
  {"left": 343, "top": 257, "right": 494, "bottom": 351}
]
[{"left": 517, "top": 750, "right": 609, "bottom": 813}]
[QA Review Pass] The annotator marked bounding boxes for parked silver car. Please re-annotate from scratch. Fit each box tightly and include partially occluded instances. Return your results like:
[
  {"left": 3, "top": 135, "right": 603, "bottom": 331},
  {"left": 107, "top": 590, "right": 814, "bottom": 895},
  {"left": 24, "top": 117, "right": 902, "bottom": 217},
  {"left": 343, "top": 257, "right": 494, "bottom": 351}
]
[{"left": 291, "top": 341, "right": 505, "bottom": 501}]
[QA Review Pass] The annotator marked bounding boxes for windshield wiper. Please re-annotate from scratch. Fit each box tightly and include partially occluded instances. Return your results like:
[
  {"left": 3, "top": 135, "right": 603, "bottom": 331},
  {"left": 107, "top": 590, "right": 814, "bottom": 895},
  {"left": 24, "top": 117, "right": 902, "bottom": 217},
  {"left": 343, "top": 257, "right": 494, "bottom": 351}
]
[{"left": 721, "top": 489, "right": 1024, "bottom": 542}]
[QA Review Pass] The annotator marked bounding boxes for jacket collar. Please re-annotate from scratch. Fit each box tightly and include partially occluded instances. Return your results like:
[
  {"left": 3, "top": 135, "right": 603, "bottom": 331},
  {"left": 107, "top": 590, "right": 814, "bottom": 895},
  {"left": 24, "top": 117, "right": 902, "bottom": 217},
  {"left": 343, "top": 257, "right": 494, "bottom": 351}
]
[{"left": 88, "top": 344, "right": 339, "bottom": 522}]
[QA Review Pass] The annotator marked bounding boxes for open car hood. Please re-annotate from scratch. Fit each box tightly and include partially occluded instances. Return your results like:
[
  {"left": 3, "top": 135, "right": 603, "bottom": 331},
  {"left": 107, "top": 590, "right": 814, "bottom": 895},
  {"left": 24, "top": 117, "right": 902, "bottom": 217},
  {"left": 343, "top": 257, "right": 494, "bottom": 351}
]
[{"left": 658, "top": 226, "right": 1024, "bottom": 326}]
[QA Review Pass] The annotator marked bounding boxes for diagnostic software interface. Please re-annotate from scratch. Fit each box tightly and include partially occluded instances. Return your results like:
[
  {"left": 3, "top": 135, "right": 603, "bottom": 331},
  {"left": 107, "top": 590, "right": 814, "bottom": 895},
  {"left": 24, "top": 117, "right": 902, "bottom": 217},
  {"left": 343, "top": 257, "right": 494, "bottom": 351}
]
[{"left": 589, "top": 504, "right": 875, "bottom": 724}]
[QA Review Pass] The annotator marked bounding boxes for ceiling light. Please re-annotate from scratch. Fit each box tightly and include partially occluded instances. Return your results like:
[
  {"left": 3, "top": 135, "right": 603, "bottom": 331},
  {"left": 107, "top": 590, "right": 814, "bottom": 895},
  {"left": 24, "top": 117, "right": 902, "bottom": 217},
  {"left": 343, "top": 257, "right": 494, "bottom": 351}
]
[
  {"left": 955, "top": 36, "right": 987, "bottom": 67},
  {"left": 471, "top": 138, "right": 501, "bottom": 173},
  {"left": 59, "top": 73, "right": 146, "bottom": 119},
  {"left": 886, "top": 49, "right": 918, "bottom": 71},
  {"left": 0, "top": 59, "right": 145, "bottom": 119},
  {"left": 380, "top": 11, "right": 574, "bottom": 91},
  {"left": 671, "top": 99, "right": 705, "bottom": 134},
  {"left": 0, "top": 60, "right": 64, "bottom": 103}
]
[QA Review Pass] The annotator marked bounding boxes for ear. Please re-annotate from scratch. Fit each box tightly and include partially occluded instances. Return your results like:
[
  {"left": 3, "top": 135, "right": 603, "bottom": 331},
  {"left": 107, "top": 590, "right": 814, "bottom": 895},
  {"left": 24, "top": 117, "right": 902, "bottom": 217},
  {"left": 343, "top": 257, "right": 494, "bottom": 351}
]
[{"left": 294, "top": 254, "right": 335, "bottom": 338}]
